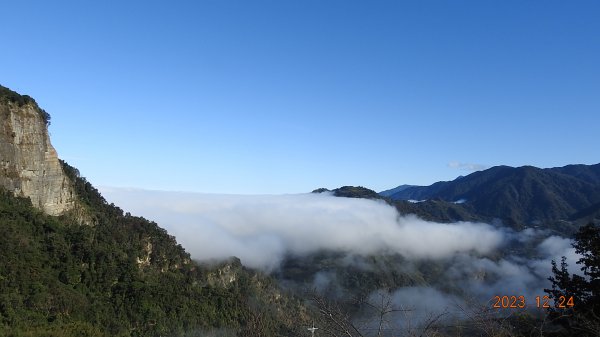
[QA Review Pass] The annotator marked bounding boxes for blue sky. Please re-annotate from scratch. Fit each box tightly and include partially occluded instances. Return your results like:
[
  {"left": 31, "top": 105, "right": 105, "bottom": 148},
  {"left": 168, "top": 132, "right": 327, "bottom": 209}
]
[{"left": 1, "top": 1, "right": 599, "bottom": 194}]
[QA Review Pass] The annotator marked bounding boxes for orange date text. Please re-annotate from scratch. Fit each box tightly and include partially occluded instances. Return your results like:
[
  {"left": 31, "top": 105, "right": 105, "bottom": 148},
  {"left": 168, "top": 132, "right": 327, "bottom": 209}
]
[{"left": 492, "top": 295, "right": 574, "bottom": 309}]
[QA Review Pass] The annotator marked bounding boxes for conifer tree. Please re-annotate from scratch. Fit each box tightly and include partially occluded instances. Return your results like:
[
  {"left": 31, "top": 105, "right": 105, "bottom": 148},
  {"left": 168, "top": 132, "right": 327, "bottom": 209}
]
[{"left": 546, "top": 224, "right": 600, "bottom": 336}]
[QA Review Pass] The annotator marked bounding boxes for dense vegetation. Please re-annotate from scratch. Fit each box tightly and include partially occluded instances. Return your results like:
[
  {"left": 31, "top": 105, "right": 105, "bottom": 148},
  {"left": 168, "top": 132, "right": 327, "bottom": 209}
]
[
  {"left": 314, "top": 186, "right": 388, "bottom": 200},
  {"left": 2, "top": 84, "right": 599, "bottom": 335},
  {"left": 0, "top": 162, "right": 307, "bottom": 337},
  {"left": 380, "top": 164, "right": 600, "bottom": 235},
  {"left": 310, "top": 183, "right": 600, "bottom": 336},
  {"left": 0, "top": 84, "right": 51, "bottom": 125},
  {"left": 546, "top": 224, "right": 600, "bottom": 336}
]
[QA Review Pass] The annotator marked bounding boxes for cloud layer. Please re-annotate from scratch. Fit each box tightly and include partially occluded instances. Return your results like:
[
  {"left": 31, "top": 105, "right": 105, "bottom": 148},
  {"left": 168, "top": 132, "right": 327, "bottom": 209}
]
[
  {"left": 448, "top": 161, "right": 489, "bottom": 171},
  {"left": 100, "top": 187, "right": 584, "bottom": 324},
  {"left": 101, "top": 188, "right": 505, "bottom": 270}
]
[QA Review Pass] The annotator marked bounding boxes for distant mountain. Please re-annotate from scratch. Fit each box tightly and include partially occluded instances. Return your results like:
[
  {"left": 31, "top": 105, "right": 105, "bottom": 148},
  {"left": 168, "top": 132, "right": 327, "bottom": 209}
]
[
  {"left": 384, "top": 164, "right": 600, "bottom": 231},
  {"left": 379, "top": 184, "right": 417, "bottom": 197},
  {"left": 313, "top": 186, "right": 383, "bottom": 199},
  {"left": 392, "top": 199, "right": 484, "bottom": 224},
  {"left": 314, "top": 186, "right": 489, "bottom": 225},
  {"left": 571, "top": 201, "right": 600, "bottom": 224}
]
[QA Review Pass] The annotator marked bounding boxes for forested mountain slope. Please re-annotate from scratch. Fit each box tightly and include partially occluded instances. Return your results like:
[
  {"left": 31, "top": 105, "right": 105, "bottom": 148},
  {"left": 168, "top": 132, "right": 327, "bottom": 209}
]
[
  {"left": 0, "top": 85, "right": 307, "bottom": 337},
  {"left": 0, "top": 163, "right": 308, "bottom": 337},
  {"left": 384, "top": 164, "right": 600, "bottom": 232}
]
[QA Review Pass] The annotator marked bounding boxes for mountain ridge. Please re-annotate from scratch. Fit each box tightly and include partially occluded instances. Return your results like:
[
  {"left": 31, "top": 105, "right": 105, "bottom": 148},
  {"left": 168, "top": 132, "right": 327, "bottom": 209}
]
[
  {"left": 0, "top": 84, "right": 308, "bottom": 336},
  {"left": 378, "top": 184, "right": 416, "bottom": 197},
  {"left": 2, "top": 84, "right": 598, "bottom": 336},
  {"left": 380, "top": 163, "right": 600, "bottom": 232}
]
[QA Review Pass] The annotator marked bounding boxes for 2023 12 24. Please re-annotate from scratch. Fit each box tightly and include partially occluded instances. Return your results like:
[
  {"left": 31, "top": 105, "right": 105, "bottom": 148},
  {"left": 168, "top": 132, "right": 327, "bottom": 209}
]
[{"left": 492, "top": 295, "right": 574, "bottom": 309}]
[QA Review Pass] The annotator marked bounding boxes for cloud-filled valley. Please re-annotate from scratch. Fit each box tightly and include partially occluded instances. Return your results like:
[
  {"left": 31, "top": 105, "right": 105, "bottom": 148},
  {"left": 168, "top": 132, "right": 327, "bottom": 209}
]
[
  {"left": 101, "top": 187, "right": 582, "bottom": 314},
  {"left": 100, "top": 188, "right": 509, "bottom": 269}
]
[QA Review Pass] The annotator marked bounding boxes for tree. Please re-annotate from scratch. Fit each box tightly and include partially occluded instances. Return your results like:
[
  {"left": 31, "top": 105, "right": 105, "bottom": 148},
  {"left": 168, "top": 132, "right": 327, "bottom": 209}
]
[
  {"left": 309, "top": 289, "right": 446, "bottom": 337},
  {"left": 546, "top": 223, "right": 600, "bottom": 336}
]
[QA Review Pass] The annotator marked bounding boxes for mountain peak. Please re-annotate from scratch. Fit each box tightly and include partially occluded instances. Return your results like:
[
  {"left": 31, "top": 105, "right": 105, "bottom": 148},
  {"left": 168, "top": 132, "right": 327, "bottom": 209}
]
[
  {"left": 0, "top": 84, "right": 74, "bottom": 215},
  {"left": 384, "top": 163, "right": 600, "bottom": 229}
]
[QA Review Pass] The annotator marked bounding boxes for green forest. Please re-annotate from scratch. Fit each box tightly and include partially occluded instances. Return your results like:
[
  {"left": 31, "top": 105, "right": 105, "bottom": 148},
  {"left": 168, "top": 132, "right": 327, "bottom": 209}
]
[
  {"left": 1, "top": 165, "right": 599, "bottom": 336},
  {"left": 0, "top": 161, "right": 307, "bottom": 337},
  {"left": 0, "top": 85, "right": 598, "bottom": 335}
]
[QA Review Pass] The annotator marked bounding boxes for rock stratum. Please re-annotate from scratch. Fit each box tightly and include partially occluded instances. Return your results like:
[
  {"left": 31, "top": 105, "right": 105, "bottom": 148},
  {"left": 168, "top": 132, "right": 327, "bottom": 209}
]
[{"left": 0, "top": 85, "right": 74, "bottom": 215}]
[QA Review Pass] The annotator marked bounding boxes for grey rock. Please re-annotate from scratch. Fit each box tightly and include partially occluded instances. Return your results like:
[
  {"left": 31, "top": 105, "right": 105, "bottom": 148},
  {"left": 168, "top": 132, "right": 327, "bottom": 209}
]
[{"left": 0, "top": 101, "right": 74, "bottom": 215}]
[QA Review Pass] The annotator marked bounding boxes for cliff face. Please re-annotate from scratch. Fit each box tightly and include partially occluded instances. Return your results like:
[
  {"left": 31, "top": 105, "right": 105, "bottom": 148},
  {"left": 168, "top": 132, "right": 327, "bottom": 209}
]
[{"left": 0, "top": 87, "right": 74, "bottom": 215}]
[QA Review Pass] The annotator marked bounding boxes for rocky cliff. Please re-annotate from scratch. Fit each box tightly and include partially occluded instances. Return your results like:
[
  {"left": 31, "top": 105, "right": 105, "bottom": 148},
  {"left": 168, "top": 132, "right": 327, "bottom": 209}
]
[{"left": 0, "top": 85, "right": 74, "bottom": 215}]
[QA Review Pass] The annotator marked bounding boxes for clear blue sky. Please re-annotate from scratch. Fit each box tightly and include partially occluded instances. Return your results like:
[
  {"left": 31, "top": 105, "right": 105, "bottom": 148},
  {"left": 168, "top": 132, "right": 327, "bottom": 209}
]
[{"left": 1, "top": 1, "right": 599, "bottom": 194}]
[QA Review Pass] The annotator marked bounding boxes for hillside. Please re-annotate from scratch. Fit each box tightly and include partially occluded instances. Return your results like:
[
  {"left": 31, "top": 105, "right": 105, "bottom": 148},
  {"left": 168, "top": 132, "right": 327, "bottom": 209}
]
[
  {"left": 378, "top": 184, "right": 416, "bottom": 197},
  {"left": 0, "top": 85, "right": 308, "bottom": 337},
  {"left": 315, "top": 186, "right": 487, "bottom": 225},
  {"left": 0, "top": 85, "right": 74, "bottom": 215},
  {"left": 384, "top": 164, "right": 600, "bottom": 233},
  {"left": 3, "top": 84, "right": 598, "bottom": 336},
  {"left": 312, "top": 186, "right": 383, "bottom": 199}
]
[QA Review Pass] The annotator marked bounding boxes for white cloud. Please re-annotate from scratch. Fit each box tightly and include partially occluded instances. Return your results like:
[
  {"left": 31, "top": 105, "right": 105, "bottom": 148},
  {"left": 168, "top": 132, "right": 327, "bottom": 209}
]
[
  {"left": 100, "top": 187, "right": 504, "bottom": 270},
  {"left": 100, "top": 187, "right": 585, "bottom": 320},
  {"left": 448, "top": 161, "right": 489, "bottom": 171},
  {"left": 531, "top": 235, "right": 580, "bottom": 277},
  {"left": 390, "top": 287, "right": 466, "bottom": 321}
]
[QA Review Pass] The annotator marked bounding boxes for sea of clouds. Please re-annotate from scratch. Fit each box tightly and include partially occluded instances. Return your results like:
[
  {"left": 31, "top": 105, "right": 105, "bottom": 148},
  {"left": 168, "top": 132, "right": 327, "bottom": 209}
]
[
  {"left": 100, "top": 187, "right": 582, "bottom": 319},
  {"left": 99, "top": 188, "right": 511, "bottom": 269}
]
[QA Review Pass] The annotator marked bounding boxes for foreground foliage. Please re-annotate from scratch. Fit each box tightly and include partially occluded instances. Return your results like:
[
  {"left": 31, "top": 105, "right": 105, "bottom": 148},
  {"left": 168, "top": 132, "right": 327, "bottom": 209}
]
[
  {"left": 546, "top": 223, "right": 600, "bottom": 336},
  {"left": 0, "top": 162, "right": 306, "bottom": 336}
]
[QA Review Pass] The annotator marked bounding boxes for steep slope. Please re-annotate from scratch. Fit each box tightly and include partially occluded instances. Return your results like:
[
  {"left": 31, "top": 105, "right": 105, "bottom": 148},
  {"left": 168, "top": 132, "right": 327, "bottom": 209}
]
[
  {"left": 0, "top": 182, "right": 307, "bottom": 336},
  {"left": 386, "top": 164, "right": 600, "bottom": 226},
  {"left": 0, "top": 85, "right": 308, "bottom": 337},
  {"left": 378, "top": 184, "right": 416, "bottom": 197},
  {"left": 0, "top": 85, "right": 75, "bottom": 215},
  {"left": 571, "top": 201, "right": 600, "bottom": 224}
]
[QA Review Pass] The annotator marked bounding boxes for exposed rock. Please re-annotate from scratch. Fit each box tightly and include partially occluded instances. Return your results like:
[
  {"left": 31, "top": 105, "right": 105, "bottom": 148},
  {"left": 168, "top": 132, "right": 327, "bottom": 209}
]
[
  {"left": 204, "top": 258, "right": 243, "bottom": 288},
  {"left": 207, "top": 263, "right": 238, "bottom": 286},
  {"left": 137, "top": 240, "right": 153, "bottom": 268},
  {"left": 0, "top": 89, "right": 75, "bottom": 215}
]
